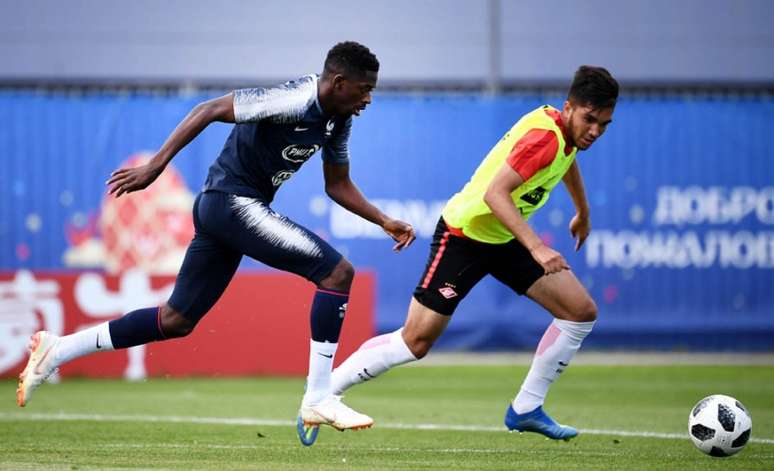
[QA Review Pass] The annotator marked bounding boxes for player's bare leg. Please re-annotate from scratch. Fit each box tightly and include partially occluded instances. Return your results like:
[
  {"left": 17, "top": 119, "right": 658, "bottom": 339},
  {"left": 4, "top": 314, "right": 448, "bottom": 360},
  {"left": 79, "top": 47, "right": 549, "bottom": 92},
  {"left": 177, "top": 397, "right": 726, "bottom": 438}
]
[
  {"left": 505, "top": 269, "right": 597, "bottom": 440},
  {"left": 401, "top": 299, "right": 451, "bottom": 359},
  {"left": 331, "top": 298, "right": 449, "bottom": 397}
]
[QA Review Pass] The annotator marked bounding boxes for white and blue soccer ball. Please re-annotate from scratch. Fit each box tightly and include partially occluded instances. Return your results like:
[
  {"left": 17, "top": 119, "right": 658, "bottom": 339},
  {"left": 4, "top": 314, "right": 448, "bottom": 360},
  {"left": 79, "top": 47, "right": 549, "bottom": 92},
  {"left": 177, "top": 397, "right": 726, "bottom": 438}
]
[{"left": 689, "top": 394, "right": 752, "bottom": 457}]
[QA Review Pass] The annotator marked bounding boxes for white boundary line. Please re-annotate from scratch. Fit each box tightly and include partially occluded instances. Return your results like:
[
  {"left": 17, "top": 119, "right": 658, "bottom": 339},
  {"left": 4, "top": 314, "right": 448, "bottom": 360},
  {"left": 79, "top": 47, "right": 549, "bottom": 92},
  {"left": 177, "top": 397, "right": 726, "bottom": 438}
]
[
  {"left": 6, "top": 442, "right": 681, "bottom": 457},
  {"left": 1, "top": 412, "right": 773, "bottom": 445},
  {"left": 417, "top": 352, "right": 774, "bottom": 366}
]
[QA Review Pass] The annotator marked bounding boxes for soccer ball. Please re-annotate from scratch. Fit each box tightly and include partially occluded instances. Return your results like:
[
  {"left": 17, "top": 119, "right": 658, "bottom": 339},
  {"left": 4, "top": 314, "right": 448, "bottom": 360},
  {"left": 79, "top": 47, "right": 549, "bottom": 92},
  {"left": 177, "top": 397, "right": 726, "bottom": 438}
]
[{"left": 688, "top": 394, "right": 752, "bottom": 457}]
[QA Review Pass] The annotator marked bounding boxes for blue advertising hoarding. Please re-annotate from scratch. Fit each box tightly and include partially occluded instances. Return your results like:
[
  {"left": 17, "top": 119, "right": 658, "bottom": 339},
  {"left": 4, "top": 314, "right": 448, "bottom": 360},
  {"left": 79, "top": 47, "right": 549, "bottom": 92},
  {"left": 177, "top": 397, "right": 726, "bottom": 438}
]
[{"left": 1, "top": 91, "right": 772, "bottom": 350}]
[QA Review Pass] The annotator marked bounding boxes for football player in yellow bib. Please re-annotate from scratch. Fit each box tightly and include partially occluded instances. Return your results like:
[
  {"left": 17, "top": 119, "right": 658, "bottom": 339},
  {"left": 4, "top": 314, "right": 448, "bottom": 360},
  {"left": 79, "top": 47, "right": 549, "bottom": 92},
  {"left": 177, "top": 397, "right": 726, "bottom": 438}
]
[{"left": 331, "top": 66, "right": 618, "bottom": 440}]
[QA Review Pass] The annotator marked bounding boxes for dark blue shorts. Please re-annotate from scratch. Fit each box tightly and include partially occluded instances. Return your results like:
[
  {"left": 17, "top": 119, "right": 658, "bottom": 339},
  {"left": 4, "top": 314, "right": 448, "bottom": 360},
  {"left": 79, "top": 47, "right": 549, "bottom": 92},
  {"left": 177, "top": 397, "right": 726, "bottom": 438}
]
[{"left": 168, "top": 191, "right": 342, "bottom": 321}]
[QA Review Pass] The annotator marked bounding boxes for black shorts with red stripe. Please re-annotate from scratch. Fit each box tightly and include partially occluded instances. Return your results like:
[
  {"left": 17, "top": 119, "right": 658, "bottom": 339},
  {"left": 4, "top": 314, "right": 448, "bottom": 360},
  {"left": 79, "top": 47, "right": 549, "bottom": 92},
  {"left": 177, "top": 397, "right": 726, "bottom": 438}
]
[{"left": 412, "top": 217, "right": 545, "bottom": 316}]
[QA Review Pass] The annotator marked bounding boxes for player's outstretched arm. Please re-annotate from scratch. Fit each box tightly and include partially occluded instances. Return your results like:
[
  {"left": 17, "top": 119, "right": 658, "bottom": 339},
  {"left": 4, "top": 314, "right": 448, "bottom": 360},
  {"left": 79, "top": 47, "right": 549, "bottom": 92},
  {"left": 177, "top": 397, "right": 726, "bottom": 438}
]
[
  {"left": 323, "top": 162, "right": 415, "bottom": 251},
  {"left": 107, "top": 93, "right": 236, "bottom": 197},
  {"left": 561, "top": 160, "right": 591, "bottom": 251},
  {"left": 484, "top": 163, "right": 569, "bottom": 274}
]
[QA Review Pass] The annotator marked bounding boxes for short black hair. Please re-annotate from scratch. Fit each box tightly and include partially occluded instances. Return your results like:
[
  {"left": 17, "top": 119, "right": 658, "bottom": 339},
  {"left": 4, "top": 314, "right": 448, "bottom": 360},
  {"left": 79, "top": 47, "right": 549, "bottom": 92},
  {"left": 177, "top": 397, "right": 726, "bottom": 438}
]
[
  {"left": 568, "top": 65, "right": 619, "bottom": 110},
  {"left": 323, "top": 41, "right": 379, "bottom": 79}
]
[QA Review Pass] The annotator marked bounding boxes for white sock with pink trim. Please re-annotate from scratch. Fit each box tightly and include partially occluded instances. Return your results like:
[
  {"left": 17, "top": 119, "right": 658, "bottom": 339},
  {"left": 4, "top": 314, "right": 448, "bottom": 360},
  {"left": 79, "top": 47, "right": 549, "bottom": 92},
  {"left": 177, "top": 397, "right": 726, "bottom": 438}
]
[
  {"left": 512, "top": 319, "right": 595, "bottom": 414},
  {"left": 330, "top": 328, "right": 417, "bottom": 395}
]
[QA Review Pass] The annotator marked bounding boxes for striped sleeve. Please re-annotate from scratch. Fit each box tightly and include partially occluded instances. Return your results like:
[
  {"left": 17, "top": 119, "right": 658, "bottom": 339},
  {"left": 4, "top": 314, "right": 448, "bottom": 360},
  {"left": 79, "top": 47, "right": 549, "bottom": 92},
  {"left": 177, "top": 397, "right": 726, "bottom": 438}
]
[
  {"left": 233, "top": 75, "right": 316, "bottom": 124},
  {"left": 506, "top": 129, "right": 558, "bottom": 181}
]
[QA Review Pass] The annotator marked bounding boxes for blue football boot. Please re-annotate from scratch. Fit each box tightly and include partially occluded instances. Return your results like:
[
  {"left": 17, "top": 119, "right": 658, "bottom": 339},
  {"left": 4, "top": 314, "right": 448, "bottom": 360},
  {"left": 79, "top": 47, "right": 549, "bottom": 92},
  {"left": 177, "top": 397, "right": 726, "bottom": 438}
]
[
  {"left": 504, "top": 404, "right": 578, "bottom": 440},
  {"left": 296, "top": 382, "right": 320, "bottom": 446},
  {"left": 296, "top": 414, "right": 320, "bottom": 447}
]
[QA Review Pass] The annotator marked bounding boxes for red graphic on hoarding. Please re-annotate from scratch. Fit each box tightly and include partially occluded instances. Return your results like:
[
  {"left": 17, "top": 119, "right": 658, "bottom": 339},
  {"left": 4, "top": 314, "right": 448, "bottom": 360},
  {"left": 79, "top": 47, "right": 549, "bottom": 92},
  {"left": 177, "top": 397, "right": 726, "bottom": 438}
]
[
  {"left": 0, "top": 271, "right": 64, "bottom": 375},
  {"left": 0, "top": 271, "right": 375, "bottom": 378}
]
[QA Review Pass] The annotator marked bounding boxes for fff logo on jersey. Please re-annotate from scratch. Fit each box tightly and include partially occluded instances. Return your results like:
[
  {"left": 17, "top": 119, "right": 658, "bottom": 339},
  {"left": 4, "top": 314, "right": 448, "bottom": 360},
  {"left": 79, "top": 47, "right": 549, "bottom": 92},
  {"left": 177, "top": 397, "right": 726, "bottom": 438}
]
[{"left": 282, "top": 144, "right": 321, "bottom": 164}]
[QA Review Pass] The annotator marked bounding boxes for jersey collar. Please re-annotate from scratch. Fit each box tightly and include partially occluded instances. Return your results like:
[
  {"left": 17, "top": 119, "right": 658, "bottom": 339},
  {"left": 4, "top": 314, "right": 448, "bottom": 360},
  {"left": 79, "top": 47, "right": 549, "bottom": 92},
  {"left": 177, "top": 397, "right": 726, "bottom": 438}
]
[{"left": 544, "top": 107, "right": 575, "bottom": 155}]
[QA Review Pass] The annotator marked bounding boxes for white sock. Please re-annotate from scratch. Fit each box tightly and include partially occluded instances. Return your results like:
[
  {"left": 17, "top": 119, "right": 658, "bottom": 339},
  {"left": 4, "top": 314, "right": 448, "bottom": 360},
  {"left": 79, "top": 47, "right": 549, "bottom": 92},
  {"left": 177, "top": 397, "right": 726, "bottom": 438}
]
[
  {"left": 303, "top": 340, "right": 338, "bottom": 406},
  {"left": 53, "top": 322, "right": 114, "bottom": 365},
  {"left": 330, "top": 328, "right": 417, "bottom": 395},
  {"left": 512, "top": 319, "right": 595, "bottom": 414}
]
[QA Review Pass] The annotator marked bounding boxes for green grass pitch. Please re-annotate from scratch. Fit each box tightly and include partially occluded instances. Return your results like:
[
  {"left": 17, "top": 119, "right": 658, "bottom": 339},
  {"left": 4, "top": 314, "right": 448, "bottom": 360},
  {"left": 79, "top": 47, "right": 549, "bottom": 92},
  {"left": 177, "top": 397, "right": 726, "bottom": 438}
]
[{"left": 1, "top": 365, "right": 773, "bottom": 470}]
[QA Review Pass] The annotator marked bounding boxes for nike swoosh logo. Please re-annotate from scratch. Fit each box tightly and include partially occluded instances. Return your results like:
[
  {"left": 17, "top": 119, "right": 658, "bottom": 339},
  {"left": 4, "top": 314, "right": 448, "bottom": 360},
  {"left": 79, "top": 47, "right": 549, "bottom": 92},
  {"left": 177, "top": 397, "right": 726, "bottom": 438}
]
[
  {"left": 318, "top": 353, "right": 333, "bottom": 358},
  {"left": 32, "top": 346, "right": 54, "bottom": 375},
  {"left": 294, "top": 126, "right": 309, "bottom": 132},
  {"left": 96, "top": 334, "right": 102, "bottom": 349},
  {"left": 558, "top": 361, "right": 568, "bottom": 367}
]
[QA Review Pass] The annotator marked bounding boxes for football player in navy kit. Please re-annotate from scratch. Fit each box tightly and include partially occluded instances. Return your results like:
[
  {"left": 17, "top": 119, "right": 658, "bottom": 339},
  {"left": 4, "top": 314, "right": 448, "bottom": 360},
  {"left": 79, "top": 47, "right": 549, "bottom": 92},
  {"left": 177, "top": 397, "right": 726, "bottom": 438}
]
[{"left": 17, "top": 42, "right": 415, "bottom": 438}]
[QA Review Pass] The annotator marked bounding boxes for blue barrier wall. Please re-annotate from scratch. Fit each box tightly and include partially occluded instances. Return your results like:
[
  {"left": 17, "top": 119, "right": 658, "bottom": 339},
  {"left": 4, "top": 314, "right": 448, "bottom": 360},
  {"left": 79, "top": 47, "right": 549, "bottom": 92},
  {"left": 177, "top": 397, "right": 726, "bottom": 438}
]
[{"left": 1, "top": 91, "right": 773, "bottom": 350}]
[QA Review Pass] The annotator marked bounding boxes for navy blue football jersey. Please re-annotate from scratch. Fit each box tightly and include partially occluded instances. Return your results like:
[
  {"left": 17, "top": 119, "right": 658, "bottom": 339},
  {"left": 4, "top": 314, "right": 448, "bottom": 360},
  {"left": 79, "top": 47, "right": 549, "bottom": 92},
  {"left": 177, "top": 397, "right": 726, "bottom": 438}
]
[{"left": 203, "top": 74, "right": 351, "bottom": 201}]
